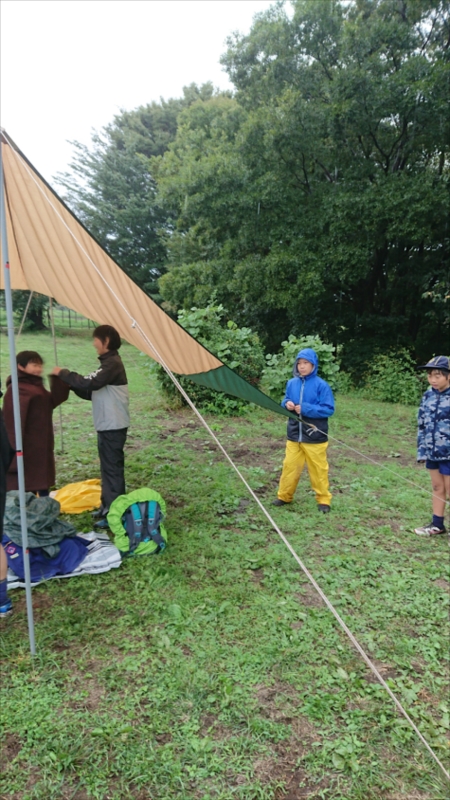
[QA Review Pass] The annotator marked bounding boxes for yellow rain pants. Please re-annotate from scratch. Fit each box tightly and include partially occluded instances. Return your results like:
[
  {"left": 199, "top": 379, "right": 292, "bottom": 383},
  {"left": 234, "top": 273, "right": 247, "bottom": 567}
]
[{"left": 277, "top": 441, "right": 332, "bottom": 505}]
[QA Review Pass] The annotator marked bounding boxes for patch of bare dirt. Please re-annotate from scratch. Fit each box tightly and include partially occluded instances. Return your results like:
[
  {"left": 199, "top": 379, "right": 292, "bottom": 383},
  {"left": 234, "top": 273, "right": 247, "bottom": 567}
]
[
  {"left": 28, "top": 591, "right": 54, "bottom": 618},
  {"left": 128, "top": 791, "right": 156, "bottom": 800},
  {"left": 32, "top": 588, "right": 54, "bottom": 606},
  {"left": 124, "top": 441, "right": 147, "bottom": 453},
  {"left": 295, "top": 585, "right": 324, "bottom": 609},
  {"left": 69, "top": 677, "right": 105, "bottom": 712},
  {"left": 254, "top": 754, "right": 306, "bottom": 796},
  {"left": 255, "top": 682, "right": 301, "bottom": 724},
  {"left": 216, "top": 498, "right": 250, "bottom": 516},
  {"left": 404, "top": 624, "right": 420, "bottom": 638},
  {"left": 0, "top": 733, "right": 22, "bottom": 768},
  {"left": 52, "top": 639, "right": 71, "bottom": 652},
  {"left": 58, "top": 787, "right": 90, "bottom": 800},
  {"left": 4, "top": 766, "right": 41, "bottom": 800},
  {"left": 200, "top": 713, "right": 233, "bottom": 741},
  {"left": 251, "top": 568, "right": 264, "bottom": 585},
  {"left": 249, "top": 696, "right": 336, "bottom": 799},
  {"left": 410, "top": 659, "right": 426, "bottom": 675},
  {"left": 163, "top": 494, "right": 186, "bottom": 508},
  {"left": 434, "top": 578, "right": 450, "bottom": 591},
  {"left": 384, "top": 792, "right": 439, "bottom": 800},
  {"left": 364, "top": 659, "right": 399, "bottom": 684},
  {"left": 184, "top": 438, "right": 210, "bottom": 452},
  {"left": 154, "top": 732, "right": 172, "bottom": 744},
  {"left": 268, "top": 758, "right": 334, "bottom": 800}
]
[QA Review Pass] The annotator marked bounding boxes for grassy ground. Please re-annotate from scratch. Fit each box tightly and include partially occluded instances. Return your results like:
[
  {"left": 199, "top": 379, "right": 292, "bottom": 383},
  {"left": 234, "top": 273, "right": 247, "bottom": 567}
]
[{"left": 0, "top": 331, "right": 449, "bottom": 800}]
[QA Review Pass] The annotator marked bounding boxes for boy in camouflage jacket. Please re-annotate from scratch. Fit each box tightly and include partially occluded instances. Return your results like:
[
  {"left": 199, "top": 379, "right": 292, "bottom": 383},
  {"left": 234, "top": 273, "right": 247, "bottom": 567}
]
[{"left": 414, "top": 356, "right": 450, "bottom": 537}]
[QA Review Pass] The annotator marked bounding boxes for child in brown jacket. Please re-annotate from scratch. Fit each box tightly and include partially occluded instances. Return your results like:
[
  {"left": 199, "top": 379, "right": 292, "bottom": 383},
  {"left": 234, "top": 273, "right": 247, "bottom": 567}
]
[{"left": 2, "top": 351, "right": 69, "bottom": 495}]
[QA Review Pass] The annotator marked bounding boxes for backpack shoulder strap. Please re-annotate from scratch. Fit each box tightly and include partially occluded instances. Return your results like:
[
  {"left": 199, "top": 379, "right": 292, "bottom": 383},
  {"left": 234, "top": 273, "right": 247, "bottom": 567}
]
[
  {"left": 123, "top": 502, "right": 144, "bottom": 553},
  {"left": 144, "top": 500, "right": 166, "bottom": 553}
]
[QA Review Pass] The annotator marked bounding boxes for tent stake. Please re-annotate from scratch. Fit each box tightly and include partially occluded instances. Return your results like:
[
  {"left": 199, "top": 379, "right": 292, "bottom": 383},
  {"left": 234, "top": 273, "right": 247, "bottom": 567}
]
[
  {"left": 0, "top": 141, "right": 36, "bottom": 656},
  {"left": 48, "top": 298, "right": 64, "bottom": 453}
]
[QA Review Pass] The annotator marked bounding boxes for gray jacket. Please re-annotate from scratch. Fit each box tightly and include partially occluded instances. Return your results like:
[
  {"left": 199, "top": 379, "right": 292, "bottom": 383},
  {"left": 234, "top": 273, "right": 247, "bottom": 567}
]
[{"left": 59, "top": 350, "right": 130, "bottom": 431}]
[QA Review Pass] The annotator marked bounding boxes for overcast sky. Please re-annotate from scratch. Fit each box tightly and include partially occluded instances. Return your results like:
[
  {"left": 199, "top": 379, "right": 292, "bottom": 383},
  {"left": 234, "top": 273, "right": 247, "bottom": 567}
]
[{"left": 1, "top": 0, "right": 275, "bottom": 184}]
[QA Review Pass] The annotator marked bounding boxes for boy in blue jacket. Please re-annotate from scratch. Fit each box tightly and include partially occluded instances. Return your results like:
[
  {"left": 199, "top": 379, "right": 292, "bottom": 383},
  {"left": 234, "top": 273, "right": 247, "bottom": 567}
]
[
  {"left": 273, "top": 348, "right": 335, "bottom": 512},
  {"left": 414, "top": 355, "right": 450, "bottom": 536}
]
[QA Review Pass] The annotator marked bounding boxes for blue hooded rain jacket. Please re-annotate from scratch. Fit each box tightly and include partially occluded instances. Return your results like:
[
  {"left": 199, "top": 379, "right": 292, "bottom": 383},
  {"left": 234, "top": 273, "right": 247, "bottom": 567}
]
[{"left": 281, "top": 348, "right": 335, "bottom": 444}]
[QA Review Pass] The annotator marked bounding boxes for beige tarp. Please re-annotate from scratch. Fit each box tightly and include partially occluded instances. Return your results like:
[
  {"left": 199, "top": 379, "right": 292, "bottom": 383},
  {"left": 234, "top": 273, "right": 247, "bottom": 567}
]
[{"left": 0, "top": 133, "right": 221, "bottom": 376}]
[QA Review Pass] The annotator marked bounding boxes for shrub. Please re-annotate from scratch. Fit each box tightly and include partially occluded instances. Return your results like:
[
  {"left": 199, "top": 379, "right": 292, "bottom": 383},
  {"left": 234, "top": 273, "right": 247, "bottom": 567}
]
[
  {"left": 360, "top": 349, "right": 425, "bottom": 405},
  {"left": 263, "top": 334, "right": 340, "bottom": 399},
  {"left": 334, "top": 370, "right": 355, "bottom": 394},
  {"left": 152, "top": 304, "right": 265, "bottom": 415}
]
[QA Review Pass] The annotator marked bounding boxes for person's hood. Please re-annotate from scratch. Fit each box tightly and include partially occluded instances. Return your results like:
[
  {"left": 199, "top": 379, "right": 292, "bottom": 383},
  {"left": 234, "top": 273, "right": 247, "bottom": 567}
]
[
  {"left": 293, "top": 348, "right": 319, "bottom": 378},
  {"left": 6, "top": 372, "right": 44, "bottom": 388}
]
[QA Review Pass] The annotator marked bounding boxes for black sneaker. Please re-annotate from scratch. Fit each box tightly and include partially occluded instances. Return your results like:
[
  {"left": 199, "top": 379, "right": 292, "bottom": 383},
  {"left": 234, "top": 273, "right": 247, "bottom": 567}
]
[
  {"left": 272, "top": 499, "right": 289, "bottom": 506},
  {"left": 318, "top": 504, "right": 331, "bottom": 513}
]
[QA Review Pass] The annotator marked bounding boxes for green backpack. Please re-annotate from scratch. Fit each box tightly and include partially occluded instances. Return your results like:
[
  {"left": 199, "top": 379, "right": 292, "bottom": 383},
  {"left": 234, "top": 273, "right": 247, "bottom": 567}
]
[{"left": 107, "top": 489, "right": 167, "bottom": 556}]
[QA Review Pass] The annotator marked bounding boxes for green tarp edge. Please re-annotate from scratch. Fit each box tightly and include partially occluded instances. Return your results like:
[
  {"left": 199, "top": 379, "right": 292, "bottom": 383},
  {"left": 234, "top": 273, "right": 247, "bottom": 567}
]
[{"left": 186, "top": 364, "right": 292, "bottom": 418}]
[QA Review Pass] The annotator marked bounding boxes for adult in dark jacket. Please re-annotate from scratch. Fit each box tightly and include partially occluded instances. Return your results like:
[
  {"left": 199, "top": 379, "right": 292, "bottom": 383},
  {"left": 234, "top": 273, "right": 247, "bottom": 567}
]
[
  {"left": 3, "top": 351, "right": 70, "bottom": 494},
  {"left": 53, "top": 325, "right": 129, "bottom": 526}
]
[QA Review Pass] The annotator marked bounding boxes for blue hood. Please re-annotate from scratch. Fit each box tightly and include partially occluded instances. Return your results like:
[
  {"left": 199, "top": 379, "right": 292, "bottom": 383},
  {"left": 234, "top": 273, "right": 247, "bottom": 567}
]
[{"left": 294, "top": 348, "right": 319, "bottom": 378}]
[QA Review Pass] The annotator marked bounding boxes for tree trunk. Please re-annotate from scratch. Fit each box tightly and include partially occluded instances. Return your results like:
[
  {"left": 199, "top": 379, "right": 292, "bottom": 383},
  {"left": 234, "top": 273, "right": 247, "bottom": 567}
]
[{"left": 27, "top": 307, "right": 47, "bottom": 330}]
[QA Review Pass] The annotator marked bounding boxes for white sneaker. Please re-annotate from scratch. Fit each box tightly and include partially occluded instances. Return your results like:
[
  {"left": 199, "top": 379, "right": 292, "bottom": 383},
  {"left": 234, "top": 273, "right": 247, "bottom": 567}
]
[{"left": 414, "top": 524, "right": 447, "bottom": 536}]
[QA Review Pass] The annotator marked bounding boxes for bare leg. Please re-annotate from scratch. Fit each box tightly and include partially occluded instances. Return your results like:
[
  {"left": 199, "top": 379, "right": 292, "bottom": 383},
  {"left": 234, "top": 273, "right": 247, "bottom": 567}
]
[
  {"left": 0, "top": 544, "right": 6, "bottom": 582},
  {"left": 430, "top": 470, "right": 446, "bottom": 518},
  {"left": 443, "top": 474, "right": 450, "bottom": 513},
  {"left": 0, "top": 543, "right": 12, "bottom": 615}
]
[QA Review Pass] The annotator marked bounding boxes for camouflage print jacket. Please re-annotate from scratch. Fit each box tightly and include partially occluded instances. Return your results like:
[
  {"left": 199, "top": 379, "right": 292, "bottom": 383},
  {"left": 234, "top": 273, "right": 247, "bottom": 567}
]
[{"left": 417, "top": 387, "right": 450, "bottom": 462}]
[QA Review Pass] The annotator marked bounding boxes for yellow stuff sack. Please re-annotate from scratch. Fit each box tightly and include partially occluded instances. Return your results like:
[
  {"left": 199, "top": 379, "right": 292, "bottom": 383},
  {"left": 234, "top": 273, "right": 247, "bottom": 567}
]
[{"left": 53, "top": 479, "right": 101, "bottom": 514}]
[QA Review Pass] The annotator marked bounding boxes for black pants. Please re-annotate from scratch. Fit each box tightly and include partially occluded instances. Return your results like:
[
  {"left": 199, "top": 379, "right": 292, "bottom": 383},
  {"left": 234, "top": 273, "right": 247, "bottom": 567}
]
[{"left": 97, "top": 428, "right": 127, "bottom": 514}]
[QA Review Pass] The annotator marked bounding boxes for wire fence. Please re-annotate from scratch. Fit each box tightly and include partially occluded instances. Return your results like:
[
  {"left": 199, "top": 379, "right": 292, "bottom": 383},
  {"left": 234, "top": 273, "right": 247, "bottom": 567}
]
[
  {"left": 46, "top": 306, "right": 96, "bottom": 329},
  {"left": 0, "top": 300, "right": 96, "bottom": 332}
]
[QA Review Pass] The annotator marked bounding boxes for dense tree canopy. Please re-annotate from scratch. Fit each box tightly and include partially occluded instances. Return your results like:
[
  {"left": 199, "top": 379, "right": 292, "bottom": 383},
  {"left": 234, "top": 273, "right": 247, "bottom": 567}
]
[
  {"left": 59, "top": 0, "right": 449, "bottom": 362},
  {"left": 57, "top": 83, "right": 218, "bottom": 298},
  {"left": 158, "top": 0, "right": 449, "bottom": 359}
]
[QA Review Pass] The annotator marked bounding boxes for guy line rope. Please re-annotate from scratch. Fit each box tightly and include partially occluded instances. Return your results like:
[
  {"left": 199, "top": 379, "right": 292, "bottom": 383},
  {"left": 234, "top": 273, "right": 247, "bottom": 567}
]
[{"left": 8, "top": 135, "right": 449, "bottom": 781}]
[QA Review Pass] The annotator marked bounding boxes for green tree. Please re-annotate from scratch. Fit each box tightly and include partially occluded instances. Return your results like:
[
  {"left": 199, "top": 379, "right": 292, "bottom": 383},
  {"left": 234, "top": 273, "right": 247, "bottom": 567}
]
[
  {"left": 156, "top": 94, "right": 252, "bottom": 311},
  {"left": 57, "top": 84, "right": 217, "bottom": 299},
  {"left": 10, "top": 291, "right": 48, "bottom": 331},
  {"left": 158, "top": 0, "right": 450, "bottom": 360}
]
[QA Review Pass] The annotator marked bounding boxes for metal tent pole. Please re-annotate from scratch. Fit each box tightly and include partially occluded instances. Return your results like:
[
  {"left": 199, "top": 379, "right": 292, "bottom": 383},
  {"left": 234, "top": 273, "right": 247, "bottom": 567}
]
[
  {"left": 0, "top": 142, "right": 36, "bottom": 655},
  {"left": 48, "top": 298, "right": 64, "bottom": 453}
]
